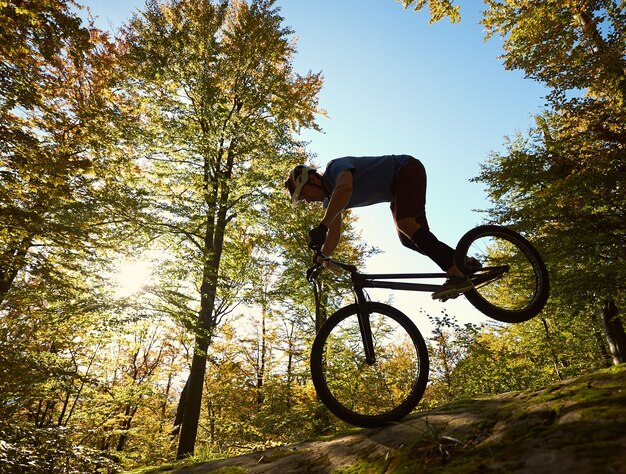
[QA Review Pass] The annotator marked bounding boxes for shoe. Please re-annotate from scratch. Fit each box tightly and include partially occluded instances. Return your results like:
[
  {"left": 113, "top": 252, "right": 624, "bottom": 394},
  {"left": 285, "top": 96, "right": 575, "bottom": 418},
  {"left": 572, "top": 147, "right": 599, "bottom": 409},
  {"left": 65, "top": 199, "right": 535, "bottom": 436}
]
[{"left": 432, "top": 276, "right": 474, "bottom": 300}]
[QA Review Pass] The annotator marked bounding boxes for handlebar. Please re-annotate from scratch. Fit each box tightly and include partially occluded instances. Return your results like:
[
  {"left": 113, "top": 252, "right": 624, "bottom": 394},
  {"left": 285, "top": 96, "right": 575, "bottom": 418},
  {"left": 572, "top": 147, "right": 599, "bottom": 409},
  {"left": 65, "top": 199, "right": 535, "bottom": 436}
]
[{"left": 306, "top": 252, "right": 358, "bottom": 282}]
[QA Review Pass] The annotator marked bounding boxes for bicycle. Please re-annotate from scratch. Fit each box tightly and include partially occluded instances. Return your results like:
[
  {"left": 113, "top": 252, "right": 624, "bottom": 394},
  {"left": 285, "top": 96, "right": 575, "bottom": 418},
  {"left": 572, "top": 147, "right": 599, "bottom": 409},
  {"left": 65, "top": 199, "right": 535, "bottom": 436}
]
[{"left": 306, "top": 224, "right": 549, "bottom": 428}]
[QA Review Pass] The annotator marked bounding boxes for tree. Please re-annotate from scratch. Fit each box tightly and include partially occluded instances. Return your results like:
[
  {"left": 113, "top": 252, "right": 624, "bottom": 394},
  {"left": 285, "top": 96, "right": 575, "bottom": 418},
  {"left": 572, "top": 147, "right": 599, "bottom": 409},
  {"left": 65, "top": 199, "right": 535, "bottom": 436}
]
[
  {"left": 1, "top": 2, "right": 153, "bottom": 469},
  {"left": 467, "top": 1, "right": 626, "bottom": 364},
  {"left": 397, "top": 2, "right": 626, "bottom": 365},
  {"left": 426, "top": 313, "right": 463, "bottom": 402},
  {"left": 481, "top": 0, "right": 626, "bottom": 106},
  {"left": 1, "top": 0, "right": 146, "bottom": 306},
  {"left": 122, "top": 0, "right": 322, "bottom": 456}
]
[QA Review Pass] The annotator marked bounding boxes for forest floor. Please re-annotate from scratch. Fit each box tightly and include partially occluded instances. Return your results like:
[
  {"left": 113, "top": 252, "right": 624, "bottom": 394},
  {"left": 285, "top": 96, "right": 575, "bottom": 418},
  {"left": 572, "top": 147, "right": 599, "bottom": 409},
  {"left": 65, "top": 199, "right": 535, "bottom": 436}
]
[{"left": 130, "top": 364, "right": 626, "bottom": 474}]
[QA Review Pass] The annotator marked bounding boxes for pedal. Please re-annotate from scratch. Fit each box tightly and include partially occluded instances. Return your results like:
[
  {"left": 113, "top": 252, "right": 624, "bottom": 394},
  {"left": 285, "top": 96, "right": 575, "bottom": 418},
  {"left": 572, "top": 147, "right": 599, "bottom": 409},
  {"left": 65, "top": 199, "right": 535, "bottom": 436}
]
[{"left": 435, "top": 292, "right": 461, "bottom": 303}]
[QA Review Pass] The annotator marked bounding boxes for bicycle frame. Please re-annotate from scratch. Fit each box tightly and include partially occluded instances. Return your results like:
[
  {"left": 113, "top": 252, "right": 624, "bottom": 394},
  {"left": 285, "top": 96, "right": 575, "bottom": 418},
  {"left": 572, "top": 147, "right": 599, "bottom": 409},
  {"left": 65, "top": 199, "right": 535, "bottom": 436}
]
[
  {"left": 351, "top": 271, "right": 445, "bottom": 364},
  {"left": 314, "top": 255, "right": 509, "bottom": 365}
]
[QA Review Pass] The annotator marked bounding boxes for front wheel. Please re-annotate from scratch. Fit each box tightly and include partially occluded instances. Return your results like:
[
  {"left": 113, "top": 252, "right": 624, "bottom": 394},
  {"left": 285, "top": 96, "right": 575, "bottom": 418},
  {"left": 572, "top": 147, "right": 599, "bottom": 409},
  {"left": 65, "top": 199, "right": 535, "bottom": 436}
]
[
  {"left": 310, "top": 302, "right": 429, "bottom": 428},
  {"left": 455, "top": 225, "right": 550, "bottom": 323}
]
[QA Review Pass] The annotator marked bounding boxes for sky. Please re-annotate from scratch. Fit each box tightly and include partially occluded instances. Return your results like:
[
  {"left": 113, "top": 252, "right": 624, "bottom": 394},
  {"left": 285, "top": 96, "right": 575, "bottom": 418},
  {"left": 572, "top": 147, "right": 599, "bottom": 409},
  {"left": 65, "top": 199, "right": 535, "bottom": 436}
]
[{"left": 81, "top": 0, "right": 549, "bottom": 328}]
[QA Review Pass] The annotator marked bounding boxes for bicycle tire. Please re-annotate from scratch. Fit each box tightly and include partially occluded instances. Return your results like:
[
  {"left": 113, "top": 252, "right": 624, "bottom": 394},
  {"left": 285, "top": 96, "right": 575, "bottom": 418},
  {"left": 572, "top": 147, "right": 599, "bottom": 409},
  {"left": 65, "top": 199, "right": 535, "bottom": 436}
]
[
  {"left": 310, "top": 302, "right": 429, "bottom": 428},
  {"left": 455, "top": 225, "right": 549, "bottom": 323}
]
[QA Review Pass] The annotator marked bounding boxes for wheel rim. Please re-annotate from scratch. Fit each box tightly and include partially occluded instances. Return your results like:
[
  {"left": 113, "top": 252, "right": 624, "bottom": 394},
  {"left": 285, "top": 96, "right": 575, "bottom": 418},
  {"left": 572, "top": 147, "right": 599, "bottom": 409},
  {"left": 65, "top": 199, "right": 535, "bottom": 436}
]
[
  {"left": 466, "top": 232, "right": 544, "bottom": 313},
  {"left": 318, "top": 310, "right": 425, "bottom": 419}
]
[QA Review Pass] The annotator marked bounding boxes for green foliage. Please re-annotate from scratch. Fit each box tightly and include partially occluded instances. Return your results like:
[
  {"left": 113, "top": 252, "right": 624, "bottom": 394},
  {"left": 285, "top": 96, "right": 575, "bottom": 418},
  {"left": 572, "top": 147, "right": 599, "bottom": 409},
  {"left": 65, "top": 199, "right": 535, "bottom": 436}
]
[
  {"left": 0, "top": 0, "right": 368, "bottom": 469},
  {"left": 422, "top": 306, "right": 611, "bottom": 407},
  {"left": 121, "top": 0, "right": 331, "bottom": 457},
  {"left": 482, "top": 0, "right": 626, "bottom": 105},
  {"left": 398, "top": 0, "right": 461, "bottom": 24},
  {"left": 121, "top": 0, "right": 325, "bottom": 337},
  {"left": 0, "top": 422, "right": 115, "bottom": 474},
  {"left": 1, "top": 0, "right": 147, "bottom": 302},
  {"left": 0, "top": 3, "right": 155, "bottom": 469},
  {"left": 475, "top": 105, "right": 626, "bottom": 307},
  {"left": 470, "top": 0, "right": 626, "bottom": 375}
]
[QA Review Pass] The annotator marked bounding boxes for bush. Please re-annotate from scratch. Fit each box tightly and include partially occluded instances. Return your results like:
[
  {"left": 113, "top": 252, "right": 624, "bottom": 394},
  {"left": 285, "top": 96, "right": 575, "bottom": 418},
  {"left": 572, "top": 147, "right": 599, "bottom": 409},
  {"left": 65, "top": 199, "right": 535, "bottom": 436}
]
[{"left": 0, "top": 422, "right": 117, "bottom": 474}]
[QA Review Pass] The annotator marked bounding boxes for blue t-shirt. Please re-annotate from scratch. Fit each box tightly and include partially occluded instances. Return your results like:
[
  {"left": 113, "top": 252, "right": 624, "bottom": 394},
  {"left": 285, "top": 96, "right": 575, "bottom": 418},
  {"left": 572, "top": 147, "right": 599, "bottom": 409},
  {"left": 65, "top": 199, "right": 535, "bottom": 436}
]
[{"left": 321, "top": 155, "right": 411, "bottom": 209}]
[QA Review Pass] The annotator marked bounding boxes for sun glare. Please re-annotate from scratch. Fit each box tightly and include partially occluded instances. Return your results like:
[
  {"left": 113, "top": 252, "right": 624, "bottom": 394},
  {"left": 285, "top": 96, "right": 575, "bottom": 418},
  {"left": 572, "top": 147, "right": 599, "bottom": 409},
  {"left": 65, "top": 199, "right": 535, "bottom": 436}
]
[{"left": 114, "top": 259, "right": 153, "bottom": 297}]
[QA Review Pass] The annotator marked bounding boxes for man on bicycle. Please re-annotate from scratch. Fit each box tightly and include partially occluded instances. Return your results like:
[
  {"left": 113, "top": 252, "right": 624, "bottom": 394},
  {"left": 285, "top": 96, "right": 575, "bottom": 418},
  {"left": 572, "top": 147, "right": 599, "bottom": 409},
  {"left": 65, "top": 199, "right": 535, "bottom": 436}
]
[{"left": 284, "top": 155, "right": 473, "bottom": 300}]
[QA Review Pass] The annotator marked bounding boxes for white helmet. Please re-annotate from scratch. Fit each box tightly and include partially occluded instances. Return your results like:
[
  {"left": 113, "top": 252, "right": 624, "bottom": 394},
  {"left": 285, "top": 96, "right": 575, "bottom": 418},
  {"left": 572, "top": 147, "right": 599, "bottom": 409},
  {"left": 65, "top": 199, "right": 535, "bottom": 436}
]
[{"left": 288, "top": 165, "right": 316, "bottom": 208}]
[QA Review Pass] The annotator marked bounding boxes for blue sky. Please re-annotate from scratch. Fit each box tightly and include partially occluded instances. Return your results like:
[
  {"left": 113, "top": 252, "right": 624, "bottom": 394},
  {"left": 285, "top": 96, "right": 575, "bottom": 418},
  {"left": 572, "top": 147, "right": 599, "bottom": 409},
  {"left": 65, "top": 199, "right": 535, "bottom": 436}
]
[{"left": 81, "top": 0, "right": 548, "bottom": 325}]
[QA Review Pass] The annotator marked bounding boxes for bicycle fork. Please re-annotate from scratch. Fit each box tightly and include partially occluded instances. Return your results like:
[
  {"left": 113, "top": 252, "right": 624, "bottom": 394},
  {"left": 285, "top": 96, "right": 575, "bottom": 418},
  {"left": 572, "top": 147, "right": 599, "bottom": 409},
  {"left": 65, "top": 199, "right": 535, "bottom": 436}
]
[{"left": 354, "top": 284, "right": 376, "bottom": 365}]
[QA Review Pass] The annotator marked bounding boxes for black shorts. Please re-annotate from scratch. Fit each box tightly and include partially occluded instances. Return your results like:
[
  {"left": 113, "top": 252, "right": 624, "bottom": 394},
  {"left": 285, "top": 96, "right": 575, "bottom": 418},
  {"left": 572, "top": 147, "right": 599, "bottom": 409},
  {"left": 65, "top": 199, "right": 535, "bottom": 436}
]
[{"left": 390, "top": 157, "right": 429, "bottom": 230}]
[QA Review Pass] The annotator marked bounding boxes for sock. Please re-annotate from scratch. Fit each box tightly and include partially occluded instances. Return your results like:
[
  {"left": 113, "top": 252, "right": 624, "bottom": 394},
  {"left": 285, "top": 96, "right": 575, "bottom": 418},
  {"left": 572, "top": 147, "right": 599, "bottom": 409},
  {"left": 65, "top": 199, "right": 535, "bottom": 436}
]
[{"left": 411, "top": 227, "right": 455, "bottom": 272}]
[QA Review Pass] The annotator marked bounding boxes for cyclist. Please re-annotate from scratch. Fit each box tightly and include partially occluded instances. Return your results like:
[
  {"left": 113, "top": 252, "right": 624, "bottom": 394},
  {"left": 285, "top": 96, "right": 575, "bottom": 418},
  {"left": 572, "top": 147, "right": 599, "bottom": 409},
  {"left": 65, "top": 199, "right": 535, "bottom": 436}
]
[{"left": 284, "top": 155, "right": 473, "bottom": 300}]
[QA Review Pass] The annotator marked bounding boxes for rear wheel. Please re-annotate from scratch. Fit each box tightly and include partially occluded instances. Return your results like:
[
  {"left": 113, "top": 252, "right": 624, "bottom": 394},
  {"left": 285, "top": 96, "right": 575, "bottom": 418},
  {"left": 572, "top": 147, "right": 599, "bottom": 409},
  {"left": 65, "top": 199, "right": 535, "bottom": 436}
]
[
  {"left": 310, "top": 302, "right": 429, "bottom": 428},
  {"left": 455, "top": 225, "right": 549, "bottom": 323}
]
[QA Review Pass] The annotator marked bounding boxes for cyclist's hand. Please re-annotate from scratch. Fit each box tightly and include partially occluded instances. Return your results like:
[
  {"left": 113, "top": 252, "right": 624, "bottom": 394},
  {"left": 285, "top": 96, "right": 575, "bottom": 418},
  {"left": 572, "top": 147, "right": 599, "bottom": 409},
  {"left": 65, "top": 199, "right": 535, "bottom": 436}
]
[{"left": 308, "top": 223, "right": 328, "bottom": 250}]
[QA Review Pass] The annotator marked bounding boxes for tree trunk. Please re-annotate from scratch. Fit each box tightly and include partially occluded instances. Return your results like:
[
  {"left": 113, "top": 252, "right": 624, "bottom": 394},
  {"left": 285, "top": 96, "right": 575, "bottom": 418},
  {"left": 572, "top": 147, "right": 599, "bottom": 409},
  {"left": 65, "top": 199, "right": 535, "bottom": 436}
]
[
  {"left": 256, "top": 304, "right": 267, "bottom": 406},
  {"left": 590, "top": 309, "right": 612, "bottom": 364},
  {"left": 172, "top": 378, "right": 188, "bottom": 438},
  {"left": 160, "top": 371, "right": 174, "bottom": 434},
  {"left": 175, "top": 251, "right": 219, "bottom": 458},
  {"left": 285, "top": 324, "right": 295, "bottom": 411},
  {"left": 540, "top": 317, "right": 564, "bottom": 380},
  {"left": 176, "top": 317, "right": 212, "bottom": 458},
  {"left": 599, "top": 299, "right": 626, "bottom": 365},
  {"left": 116, "top": 404, "right": 138, "bottom": 452},
  {"left": 0, "top": 237, "right": 32, "bottom": 304},
  {"left": 176, "top": 148, "right": 233, "bottom": 458},
  {"left": 312, "top": 280, "right": 328, "bottom": 332}
]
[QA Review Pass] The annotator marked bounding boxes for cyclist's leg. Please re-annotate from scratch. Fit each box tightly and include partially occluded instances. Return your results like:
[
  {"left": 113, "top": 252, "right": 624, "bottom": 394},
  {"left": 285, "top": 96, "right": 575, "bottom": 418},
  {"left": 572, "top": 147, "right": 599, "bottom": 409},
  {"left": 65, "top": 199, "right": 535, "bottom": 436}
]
[
  {"left": 395, "top": 221, "right": 455, "bottom": 270},
  {"left": 397, "top": 230, "right": 425, "bottom": 254},
  {"left": 391, "top": 158, "right": 457, "bottom": 273}
]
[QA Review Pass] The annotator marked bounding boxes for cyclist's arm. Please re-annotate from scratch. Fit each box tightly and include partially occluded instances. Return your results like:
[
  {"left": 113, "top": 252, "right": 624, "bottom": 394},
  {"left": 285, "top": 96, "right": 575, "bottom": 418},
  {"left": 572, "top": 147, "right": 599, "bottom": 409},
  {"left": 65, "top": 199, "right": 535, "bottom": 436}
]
[
  {"left": 319, "top": 170, "right": 351, "bottom": 256},
  {"left": 321, "top": 170, "right": 352, "bottom": 229},
  {"left": 321, "top": 212, "right": 342, "bottom": 256}
]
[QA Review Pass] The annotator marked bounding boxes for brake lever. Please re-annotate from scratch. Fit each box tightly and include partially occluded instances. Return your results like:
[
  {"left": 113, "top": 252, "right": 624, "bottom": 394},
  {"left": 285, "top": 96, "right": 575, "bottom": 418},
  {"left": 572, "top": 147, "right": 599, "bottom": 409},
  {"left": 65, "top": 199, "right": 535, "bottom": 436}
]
[
  {"left": 306, "top": 264, "right": 323, "bottom": 282},
  {"left": 306, "top": 251, "right": 327, "bottom": 282}
]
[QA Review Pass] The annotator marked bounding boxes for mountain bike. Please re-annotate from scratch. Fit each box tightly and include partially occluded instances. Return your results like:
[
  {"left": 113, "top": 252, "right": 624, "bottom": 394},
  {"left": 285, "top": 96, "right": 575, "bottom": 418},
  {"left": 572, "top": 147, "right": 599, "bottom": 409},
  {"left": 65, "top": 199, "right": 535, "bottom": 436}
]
[{"left": 306, "top": 224, "right": 549, "bottom": 428}]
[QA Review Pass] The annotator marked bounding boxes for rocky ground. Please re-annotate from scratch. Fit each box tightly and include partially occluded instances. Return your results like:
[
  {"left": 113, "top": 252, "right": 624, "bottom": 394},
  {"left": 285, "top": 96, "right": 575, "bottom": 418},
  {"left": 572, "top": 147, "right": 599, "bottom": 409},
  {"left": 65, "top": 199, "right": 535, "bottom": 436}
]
[{"left": 131, "top": 364, "right": 626, "bottom": 474}]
